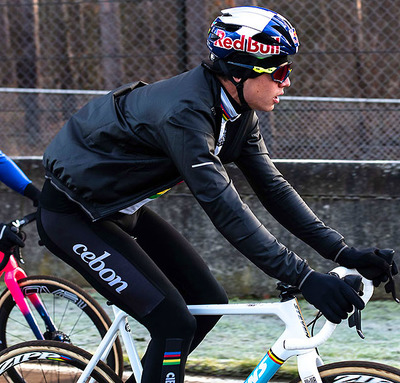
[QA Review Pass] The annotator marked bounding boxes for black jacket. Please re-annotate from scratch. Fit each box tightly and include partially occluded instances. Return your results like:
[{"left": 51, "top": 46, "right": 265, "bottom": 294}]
[{"left": 43, "top": 65, "right": 344, "bottom": 286}]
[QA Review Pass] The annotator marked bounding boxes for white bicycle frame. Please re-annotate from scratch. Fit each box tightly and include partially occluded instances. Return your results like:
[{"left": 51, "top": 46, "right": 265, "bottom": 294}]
[{"left": 77, "top": 267, "right": 373, "bottom": 383}]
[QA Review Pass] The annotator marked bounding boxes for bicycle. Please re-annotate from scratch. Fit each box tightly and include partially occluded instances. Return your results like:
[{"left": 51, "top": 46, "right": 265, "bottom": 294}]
[
  {"left": 0, "top": 212, "right": 124, "bottom": 380},
  {"left": 0, "top": 266, "right": 399, "bottom": 382}
]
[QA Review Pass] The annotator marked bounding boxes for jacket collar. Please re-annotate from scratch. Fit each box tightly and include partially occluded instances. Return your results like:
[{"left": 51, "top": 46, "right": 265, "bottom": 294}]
[{"left": 220, "top": 87, "right": 241, "bottom": 122}]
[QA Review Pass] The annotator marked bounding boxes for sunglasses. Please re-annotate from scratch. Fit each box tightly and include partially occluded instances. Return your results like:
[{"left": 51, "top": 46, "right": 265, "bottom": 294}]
[{"left": 227, "top": 61, "right": 292, "bottom": 83}]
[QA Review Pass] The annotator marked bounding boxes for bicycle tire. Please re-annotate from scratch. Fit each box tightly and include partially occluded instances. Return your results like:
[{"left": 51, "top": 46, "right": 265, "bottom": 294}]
[
  {"left": 0, "top": 340, "right": 123, "bottom": 382},
  {"left": 289, "top": 360, "right": 400, "bottom": 383},
  {"left": 0, "top": 275, "right": 124, "bottom": 377}
]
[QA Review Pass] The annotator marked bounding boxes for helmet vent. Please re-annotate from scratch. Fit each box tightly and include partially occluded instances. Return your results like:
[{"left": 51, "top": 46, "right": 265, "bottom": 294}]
[
  {"left": 252, "top": 33, "right": 281, "bottom": 46},
  {"left": 208, "top": 32, "right": 219, "bottom": 42},
  {"left": 214, "top": 21, "right": 241, "bottom": 33},
  {"left": 271, "top": 25, "right": 292, "bottom": 43}
]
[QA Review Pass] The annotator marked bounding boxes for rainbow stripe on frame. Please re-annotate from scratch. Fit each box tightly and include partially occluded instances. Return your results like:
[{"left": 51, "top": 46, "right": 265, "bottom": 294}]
[
  {"left": 244, "top": 348, "right": 285, "bottom": 383},
  {"left": 163, "top": 351, "right": 181, "bottom": 366},
  {"left": 268, "top": 349, "right": 284, "bottom": 365}
]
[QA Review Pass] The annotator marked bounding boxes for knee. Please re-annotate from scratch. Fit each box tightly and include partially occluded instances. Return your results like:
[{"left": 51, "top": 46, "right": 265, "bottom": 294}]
[
  {"left": 213, "top": 286, "right": 229, "bottom": 305},
  {"left": 143, "top": 297, "right": 197, "bottom": 340},
  {"left": 170, "top": 307, "right": 197, "bottom": 338},
  {"left": 195, "top": 283, "right": 229, "bottom": 305}
]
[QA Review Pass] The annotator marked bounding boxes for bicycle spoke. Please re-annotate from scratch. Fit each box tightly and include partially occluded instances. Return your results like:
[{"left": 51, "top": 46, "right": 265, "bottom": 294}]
[
  {"left": 0, "top": 276, "right": 124, "bottom": 377},
  {"left": 6, "top": 316, "right": 31, "bottom": 331},
  {"left": 68, "top": 309, "right": 85, "bottom": 337},
  {"left": 0, "top": 341, "right": 121, "bottom": 382},
  {"left": 57, "top": 298, "right": 70, "bottom": 329},
  {"left": 5, "top": 331, "right": 29, "bottom": 343},
  {"left": 40, "top": 360, "right": 49, "bottom": 383},
  {"left": 6, "top": 314, "right": 34, "bottom": 343}
]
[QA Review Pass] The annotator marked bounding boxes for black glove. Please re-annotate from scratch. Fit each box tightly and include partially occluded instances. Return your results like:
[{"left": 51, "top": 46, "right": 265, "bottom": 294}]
[
  {"left": 336, "top": 247, "right": 398, "bottom": 287},
  {"left": 0, "top": 223, "right": 25, "bottom": 255},
  {"left": 300, "top": 271, "right": 365, "bottom": 324},
  {"left": 23, "top": 183, "right": 41, "bottom": 207}
]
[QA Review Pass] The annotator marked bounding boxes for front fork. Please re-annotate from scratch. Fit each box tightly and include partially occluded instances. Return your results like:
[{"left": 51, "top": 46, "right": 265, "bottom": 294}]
[{"left": 3, "top": 256, "right": 58, "bottom": 339}]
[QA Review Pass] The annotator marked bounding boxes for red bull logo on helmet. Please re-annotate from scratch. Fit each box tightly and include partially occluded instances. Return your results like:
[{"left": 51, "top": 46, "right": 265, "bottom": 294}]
[{"left": 213, "top": 29, "right": 281, "bottom": 56}]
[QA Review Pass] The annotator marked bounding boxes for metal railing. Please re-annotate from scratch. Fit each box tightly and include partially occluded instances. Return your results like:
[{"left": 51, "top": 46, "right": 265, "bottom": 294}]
[
  {"left": 1, "top": 1, "right": 399, "bottom": 159},
  {"left": 0, "top": 88, "right": 398, "bottom": 160}
]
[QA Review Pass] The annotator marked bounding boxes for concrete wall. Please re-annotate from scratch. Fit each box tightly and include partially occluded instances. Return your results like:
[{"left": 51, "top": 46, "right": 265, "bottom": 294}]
[{"left": 2, "top": 158, "right": 399, "bottom": 299}]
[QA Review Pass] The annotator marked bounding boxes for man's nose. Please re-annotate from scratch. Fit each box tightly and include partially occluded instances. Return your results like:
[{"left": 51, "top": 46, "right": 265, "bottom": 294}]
[{"left": 280, "top": 77, "right": 291, "bottom": 87}]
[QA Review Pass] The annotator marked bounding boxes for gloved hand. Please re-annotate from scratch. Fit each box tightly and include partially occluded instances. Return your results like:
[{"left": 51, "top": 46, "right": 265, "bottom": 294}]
[
  {"left": 300, "top": 271, "right": 365, "bottom": 324},
  {"left": 0, "top": 223, "right": 25, "bottom": 255},
  {"left": 336, "top": 247, "right": 398, "bottom": 287},
  {"left": 23, "top": 183, "right": 41, "bottom": 207}
]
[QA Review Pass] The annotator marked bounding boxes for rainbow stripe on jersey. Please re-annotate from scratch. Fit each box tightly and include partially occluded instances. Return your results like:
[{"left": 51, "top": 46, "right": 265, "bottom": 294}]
[
  {"left": 215, "top": 88, "right": 241, "bottom": 155},
  {"left": 163, "top": 351, "right": 181, "bottom": 366},
  {"left": 119, "top": 182, "right": 183, "bottom": 215}
]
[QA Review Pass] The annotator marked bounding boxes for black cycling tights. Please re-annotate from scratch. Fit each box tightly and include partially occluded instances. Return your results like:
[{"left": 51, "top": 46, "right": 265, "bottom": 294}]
[{"left": 37, "top": 203, "right": 228, "bottom": 383}]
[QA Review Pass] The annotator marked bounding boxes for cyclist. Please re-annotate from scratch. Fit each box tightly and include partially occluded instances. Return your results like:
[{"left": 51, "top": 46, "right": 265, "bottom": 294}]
[
  {"left": 0, "top": 150, "right": 41, "bottom": 255},
  {"left": 37, "top": 6, "right": 397, "bottom": 383}
]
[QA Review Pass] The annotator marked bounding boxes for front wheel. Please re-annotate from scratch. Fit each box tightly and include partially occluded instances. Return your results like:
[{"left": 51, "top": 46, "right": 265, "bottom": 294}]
[
  {"left": 289, "top": 361, "right": 400, "bottom": 383},
  {"left": 0, "top": 340, "right": 123, "bottom": 382},
  {"left": 0, "top": 275, "right": 123, "bottom": 376}
]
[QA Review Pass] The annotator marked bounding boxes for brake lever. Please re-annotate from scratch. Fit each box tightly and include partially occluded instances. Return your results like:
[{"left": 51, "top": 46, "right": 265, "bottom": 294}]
[
  {"left": 385, "top": 278, "right": 399, "bottom": 303},
  {"left": 348, "top": 307, "right": 365, "bottom": 339},
  {"left": 10, "top": 222, "right": 25, "bottom": 265},
  {"left": 376, "top": 249, "right": 399, "bottom": 304},
  {"left": 342, "top": 274, "right": 365, "bottom": 339}
]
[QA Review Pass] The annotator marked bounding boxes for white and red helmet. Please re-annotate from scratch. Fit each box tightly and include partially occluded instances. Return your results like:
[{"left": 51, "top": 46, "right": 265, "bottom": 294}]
[
  {"left": 207, "top": 6, "right": 299, "bottom": 74},
  {"left": 207, "top": 6, "right": 299, "bottom": 60}
]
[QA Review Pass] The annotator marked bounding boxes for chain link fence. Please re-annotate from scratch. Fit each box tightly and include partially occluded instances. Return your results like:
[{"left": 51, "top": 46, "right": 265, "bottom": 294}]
[{"left": 0, "top": 0, "right": 399, "bottom": 159}]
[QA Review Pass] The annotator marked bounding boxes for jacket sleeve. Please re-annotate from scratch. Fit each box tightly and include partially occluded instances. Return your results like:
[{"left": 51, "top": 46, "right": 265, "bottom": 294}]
[
  {"left": 234, "top": 118, "right": 345, "bottom": 260},
  {"left": 158, "top": 109, "right": 312, "bottom": 287},
  {"left": 0, "top": 150, "right": 32, "bottom": 195}
]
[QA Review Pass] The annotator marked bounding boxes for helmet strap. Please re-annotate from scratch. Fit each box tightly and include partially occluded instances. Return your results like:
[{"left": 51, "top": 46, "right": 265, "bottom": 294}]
[
  {"left": 218, "top": 60, "right": 251, "bottom": 111},
  {"left": 235, "top": 81, "right": 250, "bottom": 111}
]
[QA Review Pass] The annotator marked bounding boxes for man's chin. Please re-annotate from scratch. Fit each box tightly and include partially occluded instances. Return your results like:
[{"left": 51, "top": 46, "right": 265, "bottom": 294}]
[{"left": 255, "top": 104, "right": 274, "bottom": 112}]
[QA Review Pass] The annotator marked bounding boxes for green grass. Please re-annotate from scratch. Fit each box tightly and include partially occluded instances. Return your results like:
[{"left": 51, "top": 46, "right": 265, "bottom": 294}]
[
  {"left": 185, "top": 299, "right": 400, "bottom": 379},
  {"left": 1, "top": 279, "right": 397, "bottom": 380},
  {"left": 99, "top": 296, "right": 400, "bottom": 380}
]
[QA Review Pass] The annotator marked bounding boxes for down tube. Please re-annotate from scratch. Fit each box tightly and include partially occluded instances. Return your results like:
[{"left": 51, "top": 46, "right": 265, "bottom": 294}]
[{"left": 244, "top": 349, "right": 284, "bottom": 383}]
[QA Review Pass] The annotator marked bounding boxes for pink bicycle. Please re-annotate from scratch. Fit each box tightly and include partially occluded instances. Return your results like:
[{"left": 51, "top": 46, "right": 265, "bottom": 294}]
[{"left": 0, "top": 213, "right": 124, "bottom": 381}]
